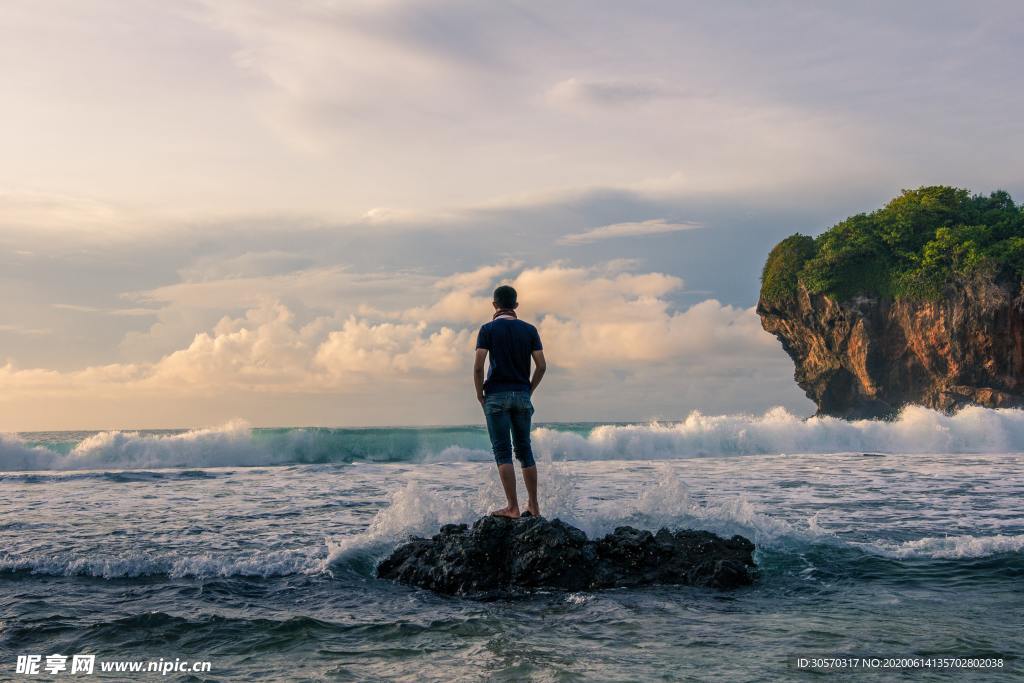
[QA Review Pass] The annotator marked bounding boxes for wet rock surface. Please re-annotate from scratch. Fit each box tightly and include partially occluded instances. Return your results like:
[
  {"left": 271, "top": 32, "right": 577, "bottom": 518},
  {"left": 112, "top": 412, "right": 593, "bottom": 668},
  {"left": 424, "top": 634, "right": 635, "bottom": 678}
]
[{"left": 376, "top": 515, "right": 756, "bottom": 597}]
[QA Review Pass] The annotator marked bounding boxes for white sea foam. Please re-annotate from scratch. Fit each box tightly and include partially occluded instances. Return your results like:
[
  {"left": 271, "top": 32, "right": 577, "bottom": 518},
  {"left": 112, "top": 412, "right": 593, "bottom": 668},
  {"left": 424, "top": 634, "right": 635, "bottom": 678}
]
[
  {"left": 324, "top": 459, "right": 1024, "bottom": 568},
  {"left": 533, "top": 405, "right": 1024, "bottom": 459},
  {"left": 574, "top": 464, "right": 827, "bottom": 546},
  {"left": 323, "top": 462, "right": 824, "bottom": 569},
  {"left": 323, "top": 460, "right": 584, "bottom": 566},
  {"left": 0, "top": 420, "right": 322, "bottom": 472},
  {"left": 0, "top": 434, "right": 64, "bottom": 470},
  {"left": 0, "top": 548, "right": 321, "bottom": 579},
  {"left": 424, "top": 445, "right": 492, "bottom": 463},
  {"left": 10, "top": 529, "right": 1018, "bottom": 580},
  {"left": 867, "top": 534, "right": 1024, "bottom": 559},
  {"left": 565, "top": 592, "right": 592, "bottom": 606},
  {"left": 4, "top": 405, "right": 1024, "bottom": 472},
  {"left": 324, "top": 479, "right": 492, "bottom": 566}
]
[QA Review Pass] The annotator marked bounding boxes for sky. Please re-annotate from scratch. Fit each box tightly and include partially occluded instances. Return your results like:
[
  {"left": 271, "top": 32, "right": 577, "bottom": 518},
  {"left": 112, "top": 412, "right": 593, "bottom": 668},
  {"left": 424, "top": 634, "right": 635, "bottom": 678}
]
[{"left": 2, "top": 0, "right": 1023, "bottom": 431}]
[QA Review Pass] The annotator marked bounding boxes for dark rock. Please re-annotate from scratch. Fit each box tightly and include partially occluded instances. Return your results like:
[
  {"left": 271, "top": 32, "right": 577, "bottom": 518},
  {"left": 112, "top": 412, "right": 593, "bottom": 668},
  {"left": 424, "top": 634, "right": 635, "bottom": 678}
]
[
  {"left": 509, "top": 517, "right": 594, "bottom": 590},
  {"left": 376, "top": 516, "right": 756, "bottom": 597},
  {"left": 595, "top": 526, "right": 755, "bottom": 589}
]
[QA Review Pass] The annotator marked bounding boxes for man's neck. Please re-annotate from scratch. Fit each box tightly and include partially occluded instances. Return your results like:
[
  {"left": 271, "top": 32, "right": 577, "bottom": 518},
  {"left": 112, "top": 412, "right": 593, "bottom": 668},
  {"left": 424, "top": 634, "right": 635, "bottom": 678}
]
[{"left": 492, "top": 308, "right": 517, "bottom": 320}]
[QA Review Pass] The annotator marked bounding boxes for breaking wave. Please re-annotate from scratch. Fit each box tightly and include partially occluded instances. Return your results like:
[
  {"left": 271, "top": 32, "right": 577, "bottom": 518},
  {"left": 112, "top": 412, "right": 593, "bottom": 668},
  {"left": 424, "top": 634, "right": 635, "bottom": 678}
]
[
  {"left": 534, "top": 405, "right": 1024, "bottom": 460},
  {"left": 324, "top": 463, "right": 1023, "bottom": 571},
  {"left": 3, "top": 457, "right": 1020, "bottom": 581},
  {"left": 0, "top": 548, "right": 322, "bottom": 579},
  {"left": 864, "top": 534, "right": 1024, "bottom": 559},
  {"left": 3, "top": 405, "right": 1024, "bottom": 472},
  {"left": 0, "top": 420, "right": 311, "bottom": 472},
  {"left": 324, "top": 462, "right": 822, "bottom": 569}
]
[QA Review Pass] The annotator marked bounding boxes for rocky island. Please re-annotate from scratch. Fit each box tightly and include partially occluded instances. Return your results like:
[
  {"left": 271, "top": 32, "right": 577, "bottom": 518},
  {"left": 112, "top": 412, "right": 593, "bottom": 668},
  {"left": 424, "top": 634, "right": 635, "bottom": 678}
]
[
  {"left": 377, "top": 515, "right": 756, "bottom": 597},
  {"left": 758, "top": 186, "right": 1024, "bottom": 419}
]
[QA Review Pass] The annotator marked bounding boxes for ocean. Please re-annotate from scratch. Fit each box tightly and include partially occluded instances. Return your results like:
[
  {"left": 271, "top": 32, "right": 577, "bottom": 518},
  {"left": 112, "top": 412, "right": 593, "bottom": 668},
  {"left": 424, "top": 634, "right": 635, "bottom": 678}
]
[{"left": 1, "top": 406, "right": 1022, "bottom": 680}]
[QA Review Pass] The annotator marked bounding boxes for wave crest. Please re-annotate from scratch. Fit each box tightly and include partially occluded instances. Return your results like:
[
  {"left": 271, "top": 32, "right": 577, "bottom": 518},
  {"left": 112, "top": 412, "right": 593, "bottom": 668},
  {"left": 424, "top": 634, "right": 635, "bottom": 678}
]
[
  {"left": 0, "top": 420, "right": 339, "bottom": 472},
  {"left": 4, "top": 404, "right": 1024, "bottom": 472},
  {"left": 0, "top": 547, "right": 320, "bottom": 579},
  {"left": 533, "top": 405, "right": 1024, "bottom": 459},
  {"left": 867, "top": 534, "right": 1024, "bottom": 559}
]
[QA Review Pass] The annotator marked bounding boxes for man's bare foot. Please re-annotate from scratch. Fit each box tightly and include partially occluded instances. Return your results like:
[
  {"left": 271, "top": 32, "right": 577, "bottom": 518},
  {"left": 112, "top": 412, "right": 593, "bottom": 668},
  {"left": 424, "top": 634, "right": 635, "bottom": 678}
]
[
  {"left": 525, "top": 501, "right": 540, "bottom": 517},
  {"left": 490, "top": 506, "right": 520, "bottom": 518}
]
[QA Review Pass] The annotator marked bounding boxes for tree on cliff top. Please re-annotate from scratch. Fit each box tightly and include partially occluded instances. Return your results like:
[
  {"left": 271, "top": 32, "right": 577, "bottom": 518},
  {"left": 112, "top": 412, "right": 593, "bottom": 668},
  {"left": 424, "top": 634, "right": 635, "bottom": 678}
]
[{"left": 761, "top": 186, "right": 1024, "bottom": 304}]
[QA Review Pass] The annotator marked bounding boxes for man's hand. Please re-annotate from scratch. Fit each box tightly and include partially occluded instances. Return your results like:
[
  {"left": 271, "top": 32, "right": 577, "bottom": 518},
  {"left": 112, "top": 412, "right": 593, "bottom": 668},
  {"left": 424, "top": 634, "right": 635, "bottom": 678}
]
[
  {"left": 473, "top": 348, "right": 488, "bottom": 408},
  {"left": 529, "top": 350, "right": 547, "bottom": 394}
]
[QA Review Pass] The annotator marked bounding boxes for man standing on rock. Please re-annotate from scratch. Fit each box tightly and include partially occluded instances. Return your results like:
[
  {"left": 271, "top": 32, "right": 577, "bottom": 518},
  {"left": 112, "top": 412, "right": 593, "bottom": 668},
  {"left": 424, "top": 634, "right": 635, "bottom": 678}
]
[{"left": 474, "top": 285, "right": 546, "bottom": 519}]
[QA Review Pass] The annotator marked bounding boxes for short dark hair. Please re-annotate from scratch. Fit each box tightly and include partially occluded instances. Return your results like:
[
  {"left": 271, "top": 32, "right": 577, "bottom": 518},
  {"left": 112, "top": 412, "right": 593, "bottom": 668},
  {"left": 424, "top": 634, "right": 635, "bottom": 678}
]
[{"left": 493, "top": 285, "right": 517, "bottom": 308}]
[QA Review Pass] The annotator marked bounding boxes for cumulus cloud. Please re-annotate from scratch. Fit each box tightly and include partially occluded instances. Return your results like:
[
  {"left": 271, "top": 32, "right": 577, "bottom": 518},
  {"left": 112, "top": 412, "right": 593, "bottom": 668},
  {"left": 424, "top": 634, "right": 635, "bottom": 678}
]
[
  {"left": 0, "top": 262, "right": 783, "bottom": 404},
  {"left": 316, "top": 320, "right": 473, "bottom": 377},
  {"left": 148, "top": 304, "right": 316, "bottom": 389},
  {"left": 558, "top": 218, "right": 702, "bottom": 245}
]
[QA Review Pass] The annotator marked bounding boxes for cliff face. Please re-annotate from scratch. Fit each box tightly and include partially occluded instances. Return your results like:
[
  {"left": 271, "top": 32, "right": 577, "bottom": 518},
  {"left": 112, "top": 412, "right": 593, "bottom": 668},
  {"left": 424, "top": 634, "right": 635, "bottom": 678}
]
[{"left": 757, "top": 277, "right": 1024, "bottom": 419}]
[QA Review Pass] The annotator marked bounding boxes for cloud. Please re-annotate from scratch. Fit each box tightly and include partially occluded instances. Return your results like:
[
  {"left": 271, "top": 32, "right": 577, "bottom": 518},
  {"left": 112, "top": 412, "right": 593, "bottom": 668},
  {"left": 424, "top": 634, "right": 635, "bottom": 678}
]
[
  {"left": 0, "top": 261, "right": 783, "bottom": 400},
  {"left": 558, "top": 218, "right": 702, "bottom": 245},
  {"left": 395, "top": 261, "right": 687, "bottom": 326},
  {"left": 0, "top": 257, "right": 813, "bottom": 429},
  {"left": 6, "top": 0, "right": 1022, "bottom": 430},
  {"left": 180, "top": 1, "right": 908, "bottom": 207},
  {"left": 127, "top": 266, "right": 435, "bottom": 312},
  {"left": 398, "top": 263, "right": 518, "bottom": 323},
  {"left": 0, "top": 191, "right": 149, "bottom": 241},
  {"left": 5, "top": 0, "right": 1023, "bottom": 227},
  {"left": 51, "top": 304, "right": 158, "bottom": 317},
  {"left": 147, "top": 304, "right": 317, "bottom": 390},
  {"left": 315, "top": 319, "right": 473, "bottom": 378},
  {"left": 547, "top": 77, "right": 680, "bottom": 107},
  {"left": 0, "top": 325, "right": 50, "bottom": 337},
  {"left": 192, "top": 0, "right": 485, "bottom": 152}
]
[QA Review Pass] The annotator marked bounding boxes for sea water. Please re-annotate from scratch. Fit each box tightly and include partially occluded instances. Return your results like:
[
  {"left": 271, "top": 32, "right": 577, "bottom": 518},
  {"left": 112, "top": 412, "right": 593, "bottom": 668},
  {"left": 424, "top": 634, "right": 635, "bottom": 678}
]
[{"left": 0, "top": 406, "right": 1021, "bottom": 680}]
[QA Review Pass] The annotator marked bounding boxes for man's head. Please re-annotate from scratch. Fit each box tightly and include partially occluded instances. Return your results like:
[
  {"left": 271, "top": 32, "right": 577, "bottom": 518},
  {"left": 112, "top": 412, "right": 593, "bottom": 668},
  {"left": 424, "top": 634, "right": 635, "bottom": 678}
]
[{"left": 492, "top": 285, "right": 518, "bottom": 310}]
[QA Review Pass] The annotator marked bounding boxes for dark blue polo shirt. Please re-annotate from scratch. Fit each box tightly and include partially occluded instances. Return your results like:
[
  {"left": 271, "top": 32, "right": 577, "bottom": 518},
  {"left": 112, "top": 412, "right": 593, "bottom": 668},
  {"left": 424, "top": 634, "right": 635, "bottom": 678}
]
[{"left": 476, "top": 318, "right": 543, "bottom": 394}]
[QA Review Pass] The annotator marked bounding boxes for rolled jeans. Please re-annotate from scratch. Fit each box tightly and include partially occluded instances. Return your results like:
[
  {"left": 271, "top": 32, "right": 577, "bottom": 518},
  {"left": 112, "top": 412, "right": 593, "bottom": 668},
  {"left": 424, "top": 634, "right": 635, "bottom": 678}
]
[{"left": 482, "top": 390, "right": 536, "bottom": 468}]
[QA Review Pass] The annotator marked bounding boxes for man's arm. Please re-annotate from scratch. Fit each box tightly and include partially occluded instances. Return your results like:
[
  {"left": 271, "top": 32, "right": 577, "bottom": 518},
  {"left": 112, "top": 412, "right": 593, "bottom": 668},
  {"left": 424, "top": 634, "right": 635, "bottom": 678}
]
[
  {"left": 473, "top": 348, "right": 488, "bottom": 405},
  {"left": 529, "top": 350, "right": 546, "bottom": 394}
]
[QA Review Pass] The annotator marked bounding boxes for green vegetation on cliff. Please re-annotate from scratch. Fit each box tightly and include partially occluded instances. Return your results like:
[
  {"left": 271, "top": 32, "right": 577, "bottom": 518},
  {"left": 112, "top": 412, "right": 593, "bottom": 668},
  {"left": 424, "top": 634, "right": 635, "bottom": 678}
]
[{"left": 761, "top": 186, "right": 1024, "bottom": 304}]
